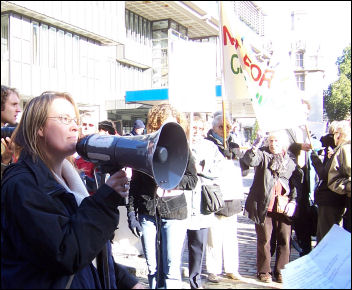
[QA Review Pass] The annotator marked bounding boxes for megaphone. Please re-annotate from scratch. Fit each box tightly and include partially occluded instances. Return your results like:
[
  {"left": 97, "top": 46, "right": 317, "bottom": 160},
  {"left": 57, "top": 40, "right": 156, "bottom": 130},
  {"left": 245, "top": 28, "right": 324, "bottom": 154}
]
[{"left": 76, "top": 122, "right": 189, "bottom": 190}]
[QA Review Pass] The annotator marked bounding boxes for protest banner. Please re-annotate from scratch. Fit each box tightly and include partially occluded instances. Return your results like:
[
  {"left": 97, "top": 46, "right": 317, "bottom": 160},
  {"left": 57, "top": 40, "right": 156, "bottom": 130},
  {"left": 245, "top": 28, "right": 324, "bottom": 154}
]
[{"left": 219, "top": 1, "right": 307, "bottom": 132}]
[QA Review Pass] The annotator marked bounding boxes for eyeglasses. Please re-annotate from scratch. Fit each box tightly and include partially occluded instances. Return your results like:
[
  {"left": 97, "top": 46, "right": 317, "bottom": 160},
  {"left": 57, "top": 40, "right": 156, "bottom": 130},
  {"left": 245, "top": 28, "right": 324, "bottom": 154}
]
[
  {"left": 47, "top": 115, "right": 79, "bottom": 125},
  {"left": 82, "top": 122, "right": 95, "bottom": 127}
]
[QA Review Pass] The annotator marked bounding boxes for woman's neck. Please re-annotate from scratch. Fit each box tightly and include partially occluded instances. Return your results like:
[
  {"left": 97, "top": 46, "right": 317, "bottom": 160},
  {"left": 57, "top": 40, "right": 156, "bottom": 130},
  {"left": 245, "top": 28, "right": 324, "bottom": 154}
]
[{"left": 44, "top": 153, "right": 65, "bottom": 179}]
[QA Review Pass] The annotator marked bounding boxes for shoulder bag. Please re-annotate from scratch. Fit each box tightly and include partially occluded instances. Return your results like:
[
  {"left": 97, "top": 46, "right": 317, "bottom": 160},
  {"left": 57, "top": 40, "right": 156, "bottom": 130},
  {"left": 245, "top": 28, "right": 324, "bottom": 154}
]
[{"left": 198, "top": 173, "right": 225, "bottom": 215}]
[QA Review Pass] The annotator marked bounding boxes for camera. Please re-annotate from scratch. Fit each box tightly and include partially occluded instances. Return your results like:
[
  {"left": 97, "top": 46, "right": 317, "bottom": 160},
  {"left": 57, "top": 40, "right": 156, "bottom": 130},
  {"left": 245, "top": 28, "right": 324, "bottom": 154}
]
[{"left": 1, "top": 126, "right": 16, "bottom": 140}]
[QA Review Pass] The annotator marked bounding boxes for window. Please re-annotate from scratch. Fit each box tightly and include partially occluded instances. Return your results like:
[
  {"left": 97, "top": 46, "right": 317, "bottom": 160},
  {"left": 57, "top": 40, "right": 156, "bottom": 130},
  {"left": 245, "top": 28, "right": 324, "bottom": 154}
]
[
  {"left": 296, "top": 52, "right": 304, "bottom": 68},
  {"left": 57, "top": 30, "right": 65, "bottom": 70},
  {"left": 1, "top": 14, "right": 9, "bottom": 85},
  {"left": 125, "top": 10, "right": 152, "bottom": 45},
  {"left": 296, "top": 74, "right": 305, "bottom": 91},
  {"left": 65, "top": 32, "right": 73, "bottom": 72},
  {"left": 1, "top": 15, "right": 9, "bottom": 61},
  {"left": 40, "top": 24, "right": 49, "bottom": 67},
  {"left": 152, "top": 20, "right": 168, "bottom": 30},
  {"left": 125, "top": 10, "right": 130, "bottom": 32},
  {"left": 72, "top": 35, "right": 79, "bottom": 74},
  {"left": 32, "top": 22, "right": 39, "bottom": 65},
  {"left": 49, "top": 26, "right": 57, "bottom": 68}
]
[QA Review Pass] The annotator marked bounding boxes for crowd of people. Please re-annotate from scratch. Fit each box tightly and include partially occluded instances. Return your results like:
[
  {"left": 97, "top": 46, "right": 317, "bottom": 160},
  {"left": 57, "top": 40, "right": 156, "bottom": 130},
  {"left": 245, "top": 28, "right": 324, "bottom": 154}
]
[{"left": 1, "top": 85, "right": 351, "bottom": 289}]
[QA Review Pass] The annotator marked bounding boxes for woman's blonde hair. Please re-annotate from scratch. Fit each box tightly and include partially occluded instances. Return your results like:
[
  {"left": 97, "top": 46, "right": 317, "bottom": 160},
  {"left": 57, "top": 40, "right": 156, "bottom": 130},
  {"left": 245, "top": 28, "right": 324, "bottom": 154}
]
[
  {"left": 13, "top": 91, "right": 79, "bottom": 165},
  {"left": 146, "top": 103, "right": 187, "bottom": 134}
]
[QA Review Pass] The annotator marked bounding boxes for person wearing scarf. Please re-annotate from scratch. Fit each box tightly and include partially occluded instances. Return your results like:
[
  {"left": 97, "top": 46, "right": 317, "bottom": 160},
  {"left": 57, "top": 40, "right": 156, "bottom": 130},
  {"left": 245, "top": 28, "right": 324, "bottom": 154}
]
[{"left": 243, "top": 130, "right": 297, "bottom": 283}]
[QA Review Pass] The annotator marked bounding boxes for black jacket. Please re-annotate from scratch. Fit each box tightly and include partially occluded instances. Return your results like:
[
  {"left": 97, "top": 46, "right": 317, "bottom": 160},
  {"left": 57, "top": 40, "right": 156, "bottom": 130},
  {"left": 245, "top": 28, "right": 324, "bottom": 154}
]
[
  {"left": 310, "top": 150, "right": 346, "bottom": 207},
  {"left": 319, "top": 133, "right": 336, "bottom": 165},
  {"left": 1, "top": 151, "right": 133, "bottom": 289},
  {"left": 243, "top": 147, "right": 296, "bottom": 225},
  {"left": 127, "top": 149, "right": 198, "bottom": 220}
]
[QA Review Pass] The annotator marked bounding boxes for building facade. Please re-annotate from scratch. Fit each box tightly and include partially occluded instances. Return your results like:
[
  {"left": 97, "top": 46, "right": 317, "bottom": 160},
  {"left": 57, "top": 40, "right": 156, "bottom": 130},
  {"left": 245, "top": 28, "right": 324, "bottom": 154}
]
[
  {"left": 1, "top": 1, "right": 324, "bottom": 137},
  {"left": 289, "top": 10, "right": 326, "bottom": 138},
  {"left": 1, "top": 1, "right": 269, "bottom": 136}
]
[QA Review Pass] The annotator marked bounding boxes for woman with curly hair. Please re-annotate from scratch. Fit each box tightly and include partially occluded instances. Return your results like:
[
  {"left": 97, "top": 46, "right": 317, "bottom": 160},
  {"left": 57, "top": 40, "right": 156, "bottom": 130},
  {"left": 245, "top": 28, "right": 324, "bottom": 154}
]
[{"left": 127, "top": 103, "right": 197, "bottom": 289}]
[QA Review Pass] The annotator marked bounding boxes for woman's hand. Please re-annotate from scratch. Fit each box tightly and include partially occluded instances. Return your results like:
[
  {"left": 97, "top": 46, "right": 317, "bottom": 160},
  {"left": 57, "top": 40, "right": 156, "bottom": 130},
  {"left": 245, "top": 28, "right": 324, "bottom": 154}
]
[
  {"left": 284, "top": 202, "right": 296, "bottom": 217},
  {"left": 327, "top": 146, "right": 334, "bottom": 159},
  {"left": 1, "top": 137, "right": 15, "bottom": 164},
  {"left": 105, "top": 169, "right": 130, "bottom": 198}
]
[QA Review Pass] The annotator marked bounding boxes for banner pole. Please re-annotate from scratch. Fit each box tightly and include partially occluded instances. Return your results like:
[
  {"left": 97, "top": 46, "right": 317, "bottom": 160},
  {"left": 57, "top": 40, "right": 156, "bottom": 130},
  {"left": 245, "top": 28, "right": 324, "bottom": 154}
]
[
  {"left": 304, "top": 123, "right": 313, "bottom": 149},
  {"left": 218, "top": 1, "right": 227, "bottom": 149}
]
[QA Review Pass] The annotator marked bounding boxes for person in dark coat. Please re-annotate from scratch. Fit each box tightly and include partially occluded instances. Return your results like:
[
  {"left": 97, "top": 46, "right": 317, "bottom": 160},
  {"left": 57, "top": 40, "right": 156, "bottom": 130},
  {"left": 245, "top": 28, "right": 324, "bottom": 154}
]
[
  {"left": 243, "top": 130, "right": 296, "bottom": 283},
  {"left": 1, "top": 92, "right": 144, "bottom": 289},
  {"left": 125, "top": 119, "right": 145, "bottom": 136}
]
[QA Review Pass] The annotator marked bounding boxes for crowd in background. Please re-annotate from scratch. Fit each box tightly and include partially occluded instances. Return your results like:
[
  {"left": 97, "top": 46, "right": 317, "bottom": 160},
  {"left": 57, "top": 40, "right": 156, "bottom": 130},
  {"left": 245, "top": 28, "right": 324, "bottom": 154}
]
[{"left": 1, "top": 85, "right": 351, "bottom": 289}]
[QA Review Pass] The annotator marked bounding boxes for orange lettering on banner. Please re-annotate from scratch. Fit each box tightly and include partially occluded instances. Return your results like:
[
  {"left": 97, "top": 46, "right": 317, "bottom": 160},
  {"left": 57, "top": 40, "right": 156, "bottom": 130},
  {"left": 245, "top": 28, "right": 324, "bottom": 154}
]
[
  {"left": 223, "top": 25, "right": 275, "bottom": 89},
  {"left": 243, "top": 54, "right": 251, "bottom": 67},
  {"left": 259, "top": 69, "right": 275, "bottom": 89},
  {"left": 251, "top": 64, "right": 261, "bottom": 81}
]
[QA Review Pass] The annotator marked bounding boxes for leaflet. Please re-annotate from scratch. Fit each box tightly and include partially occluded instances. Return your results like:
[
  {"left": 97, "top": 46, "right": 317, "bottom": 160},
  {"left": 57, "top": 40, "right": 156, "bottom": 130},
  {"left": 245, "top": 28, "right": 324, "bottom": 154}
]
[{"left": 282, "top": 224, "right": 351, "bottom": 289}]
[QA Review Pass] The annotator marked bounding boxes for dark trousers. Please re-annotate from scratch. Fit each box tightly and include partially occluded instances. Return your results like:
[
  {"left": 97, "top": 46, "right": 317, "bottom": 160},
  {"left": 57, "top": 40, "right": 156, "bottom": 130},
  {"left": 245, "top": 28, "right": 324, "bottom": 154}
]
[
  {"left": 255, "top": 212, "right": 291, "bottom": 275},
  {"left": 293, "top": 205, "right": 313, "bottom": 256},
  {"left": 187, "top": 228, "right": 208, "bottom": 289},
  {"left": 317, "top": 205, "right": 345, "bottom": 244},
  {"left": 343, "top": 197, "right": 351, "bottom": 233}
]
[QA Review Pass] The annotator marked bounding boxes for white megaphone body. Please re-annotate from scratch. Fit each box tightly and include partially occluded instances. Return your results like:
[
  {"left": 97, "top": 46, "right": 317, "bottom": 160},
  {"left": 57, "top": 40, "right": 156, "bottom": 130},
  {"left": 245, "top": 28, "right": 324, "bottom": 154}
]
[{"left": 76, "top": 122, "right": 189, "bottom": 190}]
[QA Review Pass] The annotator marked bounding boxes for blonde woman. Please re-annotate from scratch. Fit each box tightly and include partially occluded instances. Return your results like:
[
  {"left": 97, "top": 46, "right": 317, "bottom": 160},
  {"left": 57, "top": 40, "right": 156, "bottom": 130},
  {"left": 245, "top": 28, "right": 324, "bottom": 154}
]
[{"left": 1, "top": 92, "right": 144, "bottom": 289}]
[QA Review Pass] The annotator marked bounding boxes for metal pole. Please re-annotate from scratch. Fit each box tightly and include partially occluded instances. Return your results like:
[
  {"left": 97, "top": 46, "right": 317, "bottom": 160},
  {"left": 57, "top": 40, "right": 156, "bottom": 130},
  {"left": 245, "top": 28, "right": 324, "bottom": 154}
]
[{"left": 218, "top": 1, "right": 227, "bottom": 149}]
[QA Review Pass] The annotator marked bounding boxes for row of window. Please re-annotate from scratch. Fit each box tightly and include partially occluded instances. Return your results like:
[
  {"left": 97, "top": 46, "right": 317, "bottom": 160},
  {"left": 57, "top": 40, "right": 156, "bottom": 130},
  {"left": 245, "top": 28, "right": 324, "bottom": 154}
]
[
  {"left": 125, "top": 9, "right": 152, "bottom": 45},
  {"left": 234, "top": 1, "right": 265, "bottom": 36},
  {"left": 1, "top": 9, "right": 306, "bottom": 95},
  {"left": 1, "top": 12, "right": 150, "bottom": 101}
]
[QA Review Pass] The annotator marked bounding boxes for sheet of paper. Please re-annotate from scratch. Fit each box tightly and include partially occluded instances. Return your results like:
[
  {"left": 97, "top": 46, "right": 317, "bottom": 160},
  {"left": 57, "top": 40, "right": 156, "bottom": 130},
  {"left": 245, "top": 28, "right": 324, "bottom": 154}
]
[{"left": 282, "top": 224, "right": 351, "bottom": 289}]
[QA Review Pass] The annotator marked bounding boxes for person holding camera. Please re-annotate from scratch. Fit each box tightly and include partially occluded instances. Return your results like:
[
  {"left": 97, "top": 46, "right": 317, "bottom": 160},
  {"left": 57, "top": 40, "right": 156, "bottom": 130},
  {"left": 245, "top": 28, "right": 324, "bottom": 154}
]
[
  {"left": 1, "top": 85, "right": 22, "bottom": 176},
  {"left": 1, "top": 91, "right": 144, "bottom": 289}
]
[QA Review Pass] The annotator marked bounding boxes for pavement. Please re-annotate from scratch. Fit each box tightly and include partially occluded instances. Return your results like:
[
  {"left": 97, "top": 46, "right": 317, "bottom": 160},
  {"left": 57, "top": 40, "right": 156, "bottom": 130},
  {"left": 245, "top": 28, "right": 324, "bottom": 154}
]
[{"left": 112, "top": 168, "right": 302, "bottom": 289}]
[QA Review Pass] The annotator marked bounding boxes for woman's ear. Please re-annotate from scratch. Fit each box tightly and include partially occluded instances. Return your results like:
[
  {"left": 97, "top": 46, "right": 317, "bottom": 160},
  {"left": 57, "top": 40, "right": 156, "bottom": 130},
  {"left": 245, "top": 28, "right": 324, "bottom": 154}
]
[{"left": 38, "top": 127, "right": 44, "bottom": 137}]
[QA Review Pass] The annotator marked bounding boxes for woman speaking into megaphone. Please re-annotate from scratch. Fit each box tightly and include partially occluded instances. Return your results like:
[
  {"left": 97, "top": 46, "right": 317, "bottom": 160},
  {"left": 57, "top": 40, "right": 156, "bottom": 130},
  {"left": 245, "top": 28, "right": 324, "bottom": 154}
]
[
  {"left": 1, "top": 91, "right": 145, "bottom": 289},
  {"left": 127, "top": 103, "right": 198, "bottom": 289}
]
